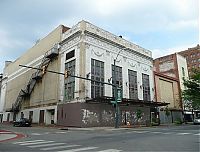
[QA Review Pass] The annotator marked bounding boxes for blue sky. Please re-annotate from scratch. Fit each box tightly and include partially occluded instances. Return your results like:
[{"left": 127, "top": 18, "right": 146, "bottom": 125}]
[{"left": 0, "top": 0, "right": 199, "bottom": 73}]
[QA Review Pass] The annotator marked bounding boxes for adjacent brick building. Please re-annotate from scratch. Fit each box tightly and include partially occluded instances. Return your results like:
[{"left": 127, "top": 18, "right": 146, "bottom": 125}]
[{"left": 178, "top": 44, "right": 200, "bottom": 77}]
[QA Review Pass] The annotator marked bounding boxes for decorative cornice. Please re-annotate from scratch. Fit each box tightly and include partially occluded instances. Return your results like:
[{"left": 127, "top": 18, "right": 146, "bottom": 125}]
[{"left": 85, "top": 22, "right": 152, "bottom": 57}]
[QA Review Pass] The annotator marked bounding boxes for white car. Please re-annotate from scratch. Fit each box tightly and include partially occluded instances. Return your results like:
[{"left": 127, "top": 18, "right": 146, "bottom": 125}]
[{"left": 193, "top": 117, "right": 200, "bottom": 125}]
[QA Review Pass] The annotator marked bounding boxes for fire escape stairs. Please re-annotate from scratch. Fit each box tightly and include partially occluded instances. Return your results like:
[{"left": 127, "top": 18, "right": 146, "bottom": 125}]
[{"left": 12, "top": 45, "right": 59, "bottom": 113}]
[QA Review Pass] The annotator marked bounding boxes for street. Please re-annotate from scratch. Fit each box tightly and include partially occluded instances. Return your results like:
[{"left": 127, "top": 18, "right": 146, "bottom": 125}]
[{"left": 0, "top": 124, "right": 199, "bottom": 152}]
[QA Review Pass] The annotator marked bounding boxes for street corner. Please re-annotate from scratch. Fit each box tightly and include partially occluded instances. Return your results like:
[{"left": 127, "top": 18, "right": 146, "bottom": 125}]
[{"left": 0, "top": 130, "right": 26, "bottom": 143}]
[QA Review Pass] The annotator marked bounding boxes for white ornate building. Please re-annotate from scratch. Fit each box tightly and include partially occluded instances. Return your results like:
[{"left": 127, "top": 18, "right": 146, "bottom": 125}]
[
  {"left": 57, "top": 20, "right": 156, "bottom": 127},
  {"left": 1, "top": 20, "right": 162, "bottom": 127}
]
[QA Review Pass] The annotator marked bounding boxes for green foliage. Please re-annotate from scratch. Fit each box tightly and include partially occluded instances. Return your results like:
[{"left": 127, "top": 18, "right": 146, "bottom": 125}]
[
  {"left": 174, "top": 118, "right": 183, "bottom": 125},
  {"left": 182, "top": 69, "right": 200, "bottom": 110},
  {"left": 165, "top": 107, "right": 170, "bottom": 117},
  {"left": 136, "top": 109, "right": 142, "bottom": 119}
]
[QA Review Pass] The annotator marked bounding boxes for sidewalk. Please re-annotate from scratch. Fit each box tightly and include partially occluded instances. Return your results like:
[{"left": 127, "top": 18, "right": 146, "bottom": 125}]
[{"left": 0, "top": 130, "right": 25, "bottom": 142}]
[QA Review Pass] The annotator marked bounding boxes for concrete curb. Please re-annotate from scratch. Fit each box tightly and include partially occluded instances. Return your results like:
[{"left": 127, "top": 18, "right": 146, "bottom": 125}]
[{"left": 0, "top": 130, "right": 26, "bottom": 142}]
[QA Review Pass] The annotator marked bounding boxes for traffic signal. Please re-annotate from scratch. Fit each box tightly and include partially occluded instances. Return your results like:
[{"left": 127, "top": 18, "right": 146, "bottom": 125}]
[
  {"left": 42, "top": 65, "right": 47, "bottom": 74},
  {"left": 64, "top": 70, "right": 70, "bottom": 78}
]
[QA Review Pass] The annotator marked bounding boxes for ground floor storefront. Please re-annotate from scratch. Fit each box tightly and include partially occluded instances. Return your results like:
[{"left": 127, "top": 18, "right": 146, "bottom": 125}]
[
  {"left": 1, "top": 105, "right": 57, "bottom": 125},
  {"left": 57, "top": 102, "right": 152, "bottom": 127}
]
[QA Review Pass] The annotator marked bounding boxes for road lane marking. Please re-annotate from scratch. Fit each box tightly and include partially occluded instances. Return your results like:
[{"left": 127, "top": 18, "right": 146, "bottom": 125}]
[
  {"left": 194, "top": 133, "right": 200, "bottom": 136},
  {"left": 57, "top": 146, "right": 98, "bottom": 152},
  {"left": 31, "top": 133, "right": 41, "bottom": 135},
  {"left": 28, "top": 142, "right": 66, "bottom": 148},
  {"left": 41, "top": 145, "right": 80, "bottom": 151},
  {"left": 161, "top": 132, "right": 174, "bottom": 135},
  {"left": 177, "top": 133, "right": 191, "bottom": 135},
  {"left": 151, "top": 132, "right": 162, "bottom": 134},
  {"left": 20, "top": 141, "right": 54, "bottom": 145},
  {"left": 13, "top": 140, "right": 45, "bottom": 144},
  {"left": 56, "top": 132, "right": 68, "bottom": 134},
  {"left": 97, "top": 149, "right": 122, "bottom": 152}
]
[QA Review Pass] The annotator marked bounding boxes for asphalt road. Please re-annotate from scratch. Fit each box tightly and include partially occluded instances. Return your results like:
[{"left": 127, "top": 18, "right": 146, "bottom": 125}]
[{"left": 0, "top": 124, "right": 199, "bottom": 152}]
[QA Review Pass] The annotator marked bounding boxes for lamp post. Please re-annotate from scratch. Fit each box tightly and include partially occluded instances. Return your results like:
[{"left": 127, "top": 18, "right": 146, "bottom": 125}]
[{"left": 113, "top": 48, "right": 125, "bottom": 128}]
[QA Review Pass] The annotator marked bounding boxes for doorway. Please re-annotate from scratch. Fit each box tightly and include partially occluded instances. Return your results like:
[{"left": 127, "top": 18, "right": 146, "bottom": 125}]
[{"left": 39, "top": 110, "right": 45, "bottom": 124}]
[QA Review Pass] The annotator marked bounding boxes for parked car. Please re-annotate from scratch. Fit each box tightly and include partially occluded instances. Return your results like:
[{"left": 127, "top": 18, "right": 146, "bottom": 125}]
[
  {"left": 13, "top": 118, "right": 31, "bottom": 127},
  {"left": 193, "top": 117, "right": 200, "bottom": 125}
]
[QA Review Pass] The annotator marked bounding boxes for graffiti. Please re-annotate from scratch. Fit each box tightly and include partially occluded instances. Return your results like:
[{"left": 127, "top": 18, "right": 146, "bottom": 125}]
[{"left": 82, "top": 109, "right": 99, "bottom": 125}]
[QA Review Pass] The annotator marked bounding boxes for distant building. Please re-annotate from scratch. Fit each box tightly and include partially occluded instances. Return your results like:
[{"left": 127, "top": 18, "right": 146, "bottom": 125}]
[
  {"left": 153, "top": 53, "right": 189, "bottom": 91},
  {"left": 153, "top": 52, "right": 190, "bottom": 123},
  {"left": 1, "top": 20, "right": 167, "bottom": 127},
  {"left": 178, "top": 44, "right": 200, "bottom": 77}
]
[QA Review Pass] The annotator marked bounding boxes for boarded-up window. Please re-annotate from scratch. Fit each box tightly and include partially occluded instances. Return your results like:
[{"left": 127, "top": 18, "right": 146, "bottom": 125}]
[{"left": 159, "top": 79, "right": 174, "bottom": 107}]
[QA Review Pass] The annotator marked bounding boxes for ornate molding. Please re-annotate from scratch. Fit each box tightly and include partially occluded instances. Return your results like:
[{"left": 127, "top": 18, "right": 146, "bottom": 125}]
[
  {"left": 91, "top": 49, "right": 104, "bottom": 57},
  {"left": 85, "top": 22, "right": 151, "bottom": 57},
  {"left": 111, "top": 56, "right": 121, "bottom": 63},
  {"left": 106, "top": 50, "right": 110, "bottom": 56},
  {"left": 128, "top": 61, "right": 137, "bottom": 68},
  {"left": 61, "top": 36, "right": 81, "bottom": 52},
  {"left": 142, "top": 66, "right": 149, "bottom": 72}
]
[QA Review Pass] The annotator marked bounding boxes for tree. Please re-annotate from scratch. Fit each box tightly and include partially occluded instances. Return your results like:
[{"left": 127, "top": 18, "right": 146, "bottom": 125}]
[{"left": 182, "top": 69, "right": 200, "bottom": 110}]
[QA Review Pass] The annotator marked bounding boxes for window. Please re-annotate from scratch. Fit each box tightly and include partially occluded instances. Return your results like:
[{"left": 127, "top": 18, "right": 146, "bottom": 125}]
[
  {"left": 182, "top": 67, "right": 185, "bottom": 77},
  {"left": 91, "top": 59, "right": 104, "bottom": 98},
  {"left": 128, "top": 70, "right": 138, "bottom": 99},
  {"left": 112, "top": 65, "right": 123, "bottom": 98},
  {"left": 66, "top": 50, "right": 75, "bottom": 60},
  {"left": 142, "top": 74, "right": 150, "bottom": 101},
  {"left": 65, "top": 60, "right": 76, "bottom": 101}
]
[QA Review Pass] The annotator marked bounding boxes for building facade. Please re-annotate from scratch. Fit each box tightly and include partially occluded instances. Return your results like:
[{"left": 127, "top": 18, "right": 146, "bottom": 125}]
[
  {"left": 178, "top": 44, "right": 200, "bottom": 77},
  {"left": 153, "top": 53, "right": 189, "bottom": 91},
  {"left": 154, "top": 72, "right": 182, "bottom": 124},
  {"left": 0, "top": 25, "right": 69, "bottom": 124},
  {"left": 57, "top": 21, "right": 156, "bottom": 127},
  {"left": 1, "top": 20, "right": 166, "bottom": 127}
]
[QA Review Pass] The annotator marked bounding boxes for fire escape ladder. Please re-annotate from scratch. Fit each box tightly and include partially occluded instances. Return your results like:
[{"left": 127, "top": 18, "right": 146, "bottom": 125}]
[{"left": 12, "top": 44, "right": 59, "bottom": 113}]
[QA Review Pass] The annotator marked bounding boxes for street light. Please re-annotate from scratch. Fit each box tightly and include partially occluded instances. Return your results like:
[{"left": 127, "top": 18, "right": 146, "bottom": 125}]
[{"left": 113, "top": 47, "right": 126, "bottom": 128}]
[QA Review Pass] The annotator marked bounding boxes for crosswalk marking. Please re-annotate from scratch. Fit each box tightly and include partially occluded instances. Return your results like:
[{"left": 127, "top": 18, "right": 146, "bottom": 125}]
[
  {"left": 13, "top": 140, "right": 45, "bottom": 144},
  {"left": 28, "top": 142, "right": 66, "bottom": 148},
  {"left": 41, "top": 145, "right": 80, "bottom": 151},
  {"left": 57, "top": 146, "right": 98, "bottom": 152},
  {"left": 20, "top": 141, "right": 54, "bottom": 145},
  {"left": 97, "top": 149, "right": 122, "bottom": 152}
]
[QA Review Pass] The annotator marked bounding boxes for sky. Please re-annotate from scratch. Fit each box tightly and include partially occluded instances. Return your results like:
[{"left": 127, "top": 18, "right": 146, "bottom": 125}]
[{"left": 0, "top": 0, "right": 199, "bottom": 73}]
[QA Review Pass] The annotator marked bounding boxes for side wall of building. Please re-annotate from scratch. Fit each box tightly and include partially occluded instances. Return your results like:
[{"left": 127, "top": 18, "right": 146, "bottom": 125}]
[
  {"left": 3, "top": 26, "right": 63, "bottom": 111},
  {"left": 176, "top": 53, "right": 189, "bottom": 90}
]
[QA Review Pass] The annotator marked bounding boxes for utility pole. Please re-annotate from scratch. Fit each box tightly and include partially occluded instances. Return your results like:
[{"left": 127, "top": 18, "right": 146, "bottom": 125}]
[
  {"left": 113, "top": 58, "right": 119, "bottom": 128},
  {"left": 113, "top": 47, "right": 125, "bottom": 128}
]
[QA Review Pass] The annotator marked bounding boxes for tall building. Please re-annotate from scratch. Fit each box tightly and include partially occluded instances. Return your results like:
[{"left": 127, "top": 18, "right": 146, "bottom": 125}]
[
  {"left": 1, "top": 20, "right": 167, "bottom": 127},
  {"left": 178, "top": 44, "right": 200, "bottom": 76}
]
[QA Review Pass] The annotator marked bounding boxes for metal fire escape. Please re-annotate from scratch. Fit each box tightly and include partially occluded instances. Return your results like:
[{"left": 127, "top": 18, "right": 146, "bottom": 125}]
[{"left": 12, "top": 44, "right": 59, "bottom": 113}]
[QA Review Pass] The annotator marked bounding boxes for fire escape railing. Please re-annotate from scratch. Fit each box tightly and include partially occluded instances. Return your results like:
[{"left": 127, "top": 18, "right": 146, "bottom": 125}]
[{"left": 12, "top": 45, "right": 59, "bottom": 113}]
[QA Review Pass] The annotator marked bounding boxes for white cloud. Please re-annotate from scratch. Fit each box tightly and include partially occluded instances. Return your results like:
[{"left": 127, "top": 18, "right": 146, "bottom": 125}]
[
  {"left": 152, "top": 43, "right": 198, "bottom": 59},
  {"left": 0, "top": 0, "right": 198, "bottom": 73}
]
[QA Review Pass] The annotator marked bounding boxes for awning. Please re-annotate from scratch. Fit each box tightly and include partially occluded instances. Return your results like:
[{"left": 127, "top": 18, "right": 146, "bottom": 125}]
[{"left": 86, "top": 96, "right": 169, "bottom": 107}]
